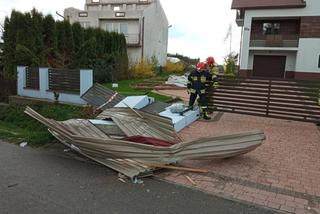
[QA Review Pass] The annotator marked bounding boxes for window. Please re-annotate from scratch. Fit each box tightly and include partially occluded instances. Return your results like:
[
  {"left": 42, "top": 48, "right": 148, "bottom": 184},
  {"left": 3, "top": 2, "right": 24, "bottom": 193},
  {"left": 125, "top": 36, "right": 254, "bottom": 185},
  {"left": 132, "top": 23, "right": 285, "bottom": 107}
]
[
  {"left": 126, "top": 4, "right": 132, "bottom": 10},
  {"left": 92, "top": 0, "right": 100, "bottom": 3},
  {"left": 318, "top": 55, "right": 320, "bottom": 68},
  {"left": 112, "top": 5, "right": 121, "bottom": 11},
  {"left": 113, "top": 23, "right": 120, "bottom": 33},
  {"left": 80, "top": 22, "right": 90, "bottom": 28},
  {"left": 106, "top": 23, "right": 113, "bottom": 32},
  {"left": 120, "top": 23, "right": 128, "bottom": 34},
  {"left": 78, "top": 12, "right": 88, "bottom": 17},
  {"left": 115, "top": 12, "right": 125, "bottom": 17},
  {"left": 263, "top": 23, "right": 280, "bottom": 35},
  {"left": 106, "top": 22, "right": 128, "bottom": 34}
]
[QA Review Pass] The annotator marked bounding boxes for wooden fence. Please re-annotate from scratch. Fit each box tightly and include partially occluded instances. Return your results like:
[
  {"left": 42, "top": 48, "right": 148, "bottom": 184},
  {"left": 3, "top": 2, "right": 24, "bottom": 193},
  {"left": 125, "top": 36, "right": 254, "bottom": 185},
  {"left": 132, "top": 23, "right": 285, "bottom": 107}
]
[
  {"left": 48, "top": 68, "right": 80, "bottom": 94},
  {"left": 208, "top": 76, "right": 320, "bottom": 123},
  {"left": 26, "top": 67, "right": 39, "bottom": 90}
]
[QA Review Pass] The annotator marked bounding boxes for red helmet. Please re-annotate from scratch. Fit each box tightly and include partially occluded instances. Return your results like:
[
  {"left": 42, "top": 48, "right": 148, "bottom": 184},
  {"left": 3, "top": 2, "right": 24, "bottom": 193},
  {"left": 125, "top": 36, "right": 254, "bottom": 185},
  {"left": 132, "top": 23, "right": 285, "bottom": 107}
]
[
  {"left": 196, "top": 62, "right": 207, "bottom": 71},
  {"left": 206, "top": 56, "right": 215, "bottom": 65}
]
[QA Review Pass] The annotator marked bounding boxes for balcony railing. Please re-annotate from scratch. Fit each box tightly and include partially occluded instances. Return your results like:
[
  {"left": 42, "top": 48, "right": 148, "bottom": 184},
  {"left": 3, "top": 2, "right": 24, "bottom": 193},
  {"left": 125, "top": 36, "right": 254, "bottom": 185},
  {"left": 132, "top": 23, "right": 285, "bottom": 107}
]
[
  {"left": 124, "top": 33, "right": 141, "bottom": 46},
  {"left": 250, "top": 34, "right": 299, "bottom": 48}
]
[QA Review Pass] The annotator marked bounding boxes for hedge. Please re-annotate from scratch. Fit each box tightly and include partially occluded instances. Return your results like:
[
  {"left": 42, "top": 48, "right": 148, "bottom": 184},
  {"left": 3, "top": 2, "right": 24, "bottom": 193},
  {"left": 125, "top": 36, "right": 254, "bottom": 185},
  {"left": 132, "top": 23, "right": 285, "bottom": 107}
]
[{"left": 1, "top": 9, "right": 128, "bottom": 83}]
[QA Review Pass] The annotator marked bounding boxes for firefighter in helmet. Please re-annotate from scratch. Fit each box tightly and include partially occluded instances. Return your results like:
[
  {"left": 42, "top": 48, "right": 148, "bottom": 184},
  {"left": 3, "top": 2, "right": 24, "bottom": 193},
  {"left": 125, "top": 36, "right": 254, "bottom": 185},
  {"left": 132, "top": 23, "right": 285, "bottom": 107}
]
[
  {"left": 206, "top": 56, "right": 215, "bottom": 70},
  {"left": 187, "top": 61, "right": 213, "bottom": 120},
  {"left": 206, "top": 56, "right": 219, "bottom": 90},
  {"left": 206, "top": 56, "right": 218, "bottom": 81}
]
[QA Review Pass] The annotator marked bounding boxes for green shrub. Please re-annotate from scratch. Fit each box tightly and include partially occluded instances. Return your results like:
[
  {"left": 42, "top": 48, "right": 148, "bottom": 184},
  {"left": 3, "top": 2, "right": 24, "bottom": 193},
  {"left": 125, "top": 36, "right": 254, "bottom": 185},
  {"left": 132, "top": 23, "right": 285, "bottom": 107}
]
[
  {"left": 224, "top": 52, "right": 239, "bottom": 76},
  {"left": 129, "top": 59, "right": 155, "bottom": 78},
  {"left": 2, "top": 9, "right": 128, "bottom": 82},
  {"left": 164, "top": 60, "right": 185, "bottom": 74}
]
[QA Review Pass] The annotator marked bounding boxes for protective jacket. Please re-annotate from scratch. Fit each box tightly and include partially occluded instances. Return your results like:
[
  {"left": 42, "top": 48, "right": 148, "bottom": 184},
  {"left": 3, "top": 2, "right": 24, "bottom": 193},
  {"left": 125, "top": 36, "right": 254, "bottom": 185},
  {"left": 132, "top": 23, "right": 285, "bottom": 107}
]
[{"left": 187, "top": 69, "right": 213, "bottom": 94}]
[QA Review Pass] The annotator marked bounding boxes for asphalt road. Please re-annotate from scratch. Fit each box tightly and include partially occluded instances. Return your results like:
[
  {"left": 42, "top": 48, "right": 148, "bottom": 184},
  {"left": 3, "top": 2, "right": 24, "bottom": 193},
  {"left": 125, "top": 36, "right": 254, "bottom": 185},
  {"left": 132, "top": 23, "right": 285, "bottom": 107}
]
[{"left": 0, "top": 141, "right": 280, "bottom": 214}]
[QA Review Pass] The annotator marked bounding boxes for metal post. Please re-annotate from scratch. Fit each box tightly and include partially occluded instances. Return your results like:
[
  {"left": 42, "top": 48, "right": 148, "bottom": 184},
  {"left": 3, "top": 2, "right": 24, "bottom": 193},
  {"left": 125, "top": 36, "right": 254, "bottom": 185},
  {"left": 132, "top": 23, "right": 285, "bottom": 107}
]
[{"left": 266, "top": 80, "right": 271, "bottom": 116}]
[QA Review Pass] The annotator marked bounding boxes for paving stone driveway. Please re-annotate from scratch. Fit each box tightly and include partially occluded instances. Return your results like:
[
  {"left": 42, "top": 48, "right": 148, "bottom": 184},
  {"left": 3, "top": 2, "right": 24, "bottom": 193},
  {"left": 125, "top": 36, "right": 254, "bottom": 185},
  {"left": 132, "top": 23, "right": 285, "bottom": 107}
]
[{"left": 156, "top": 90, "right": 320, "bottom": 214}]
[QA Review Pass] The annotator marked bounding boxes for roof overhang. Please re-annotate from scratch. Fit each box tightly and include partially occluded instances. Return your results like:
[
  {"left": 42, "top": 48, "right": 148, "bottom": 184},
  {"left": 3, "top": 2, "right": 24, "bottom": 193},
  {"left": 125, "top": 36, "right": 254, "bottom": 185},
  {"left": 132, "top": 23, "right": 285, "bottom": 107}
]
[{"left": 231, "top": 0, "right": 306, "bottom": 10}]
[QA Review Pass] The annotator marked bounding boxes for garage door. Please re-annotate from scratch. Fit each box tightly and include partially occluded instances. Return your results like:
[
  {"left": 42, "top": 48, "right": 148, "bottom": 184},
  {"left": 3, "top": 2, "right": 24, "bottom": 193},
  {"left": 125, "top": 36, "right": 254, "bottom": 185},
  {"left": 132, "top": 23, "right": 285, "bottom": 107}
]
[{"left": 253, "top": 55, "right": 286, "bottom": 78}]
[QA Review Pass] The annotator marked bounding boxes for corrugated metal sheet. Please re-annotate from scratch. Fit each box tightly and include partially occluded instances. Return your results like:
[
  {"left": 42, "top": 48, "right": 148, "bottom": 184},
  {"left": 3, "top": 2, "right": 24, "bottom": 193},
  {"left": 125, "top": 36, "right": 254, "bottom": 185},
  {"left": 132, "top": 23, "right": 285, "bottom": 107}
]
[
  {"left": 81, "top": 83, "right": 124, "bottom": 110},
  {"left": 25, "top": 107, "right": 265, "bottom": 178},
  {"left": 81, "top": 83, "right": 169, "bottom": 114},
  {"left": 141, "top": 101, "right": 170, "bottom": 114},
  {"left": 97, "top": 107, "right": 179, "bottom": 142},
  {"left": 49, "top": 130, "right": 154, "bottom": 178}
]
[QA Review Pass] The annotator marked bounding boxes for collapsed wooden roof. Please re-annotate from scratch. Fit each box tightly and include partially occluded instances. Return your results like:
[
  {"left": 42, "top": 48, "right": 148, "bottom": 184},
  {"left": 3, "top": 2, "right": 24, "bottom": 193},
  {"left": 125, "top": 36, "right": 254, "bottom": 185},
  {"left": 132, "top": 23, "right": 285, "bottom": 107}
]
[{"left": 25, "top": 107, "right": 265, "bottom": 178}]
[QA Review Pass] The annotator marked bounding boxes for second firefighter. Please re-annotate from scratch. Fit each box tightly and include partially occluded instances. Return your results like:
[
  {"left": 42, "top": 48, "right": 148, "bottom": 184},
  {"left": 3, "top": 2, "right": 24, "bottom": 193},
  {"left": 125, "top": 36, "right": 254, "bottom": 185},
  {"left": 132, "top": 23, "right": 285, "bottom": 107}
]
[{"left": 187, "top": 62, "right": 213, "bottom": 120}]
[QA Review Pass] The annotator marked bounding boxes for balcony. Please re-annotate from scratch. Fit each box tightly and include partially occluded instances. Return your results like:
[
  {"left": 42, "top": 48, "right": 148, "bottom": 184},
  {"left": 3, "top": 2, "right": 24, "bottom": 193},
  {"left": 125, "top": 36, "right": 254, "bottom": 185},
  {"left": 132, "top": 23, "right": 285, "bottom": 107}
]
[
  {"left": 250, "top": 34, "right": 299, "bottom": 48},
  {"left": 125, "top": 33, "right": 141, "bottom": 47}
]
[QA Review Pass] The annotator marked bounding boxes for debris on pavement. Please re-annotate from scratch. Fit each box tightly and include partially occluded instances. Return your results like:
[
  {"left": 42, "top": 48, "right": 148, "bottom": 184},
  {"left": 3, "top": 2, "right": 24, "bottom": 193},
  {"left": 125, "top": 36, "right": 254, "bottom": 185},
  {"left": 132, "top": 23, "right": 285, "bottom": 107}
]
[
  {"left": 185, "top": 175, "right": 197, "bottom": 186},
  {"left": 165, "top": 75, "right": 188, "bottom": 88},
  {"left": 168, "top": 103, "right": 185, "bottom": 113},
  {"left": 19, "top": 142, "right": 28, "bottom": 148},
  {"left": 143, "top": 163, "right": 208, "bottom": 173},
  {"left": 24, "top": 106, "right": 265, "bottom": 179},
  {"left": 118, "top": 178, "right": 127, "bottom": 183},
  {"left": 7, "top": 183, "right": 19, "bottom": 188},
  {"left": 159, "top": 104, "right": 200, "bottom": 132},
  {"left": 131, "top": 177, "right": 144, "bottom": 184},
  {"left": 115, "top": 95, "right": 154, "bottom": 109}
]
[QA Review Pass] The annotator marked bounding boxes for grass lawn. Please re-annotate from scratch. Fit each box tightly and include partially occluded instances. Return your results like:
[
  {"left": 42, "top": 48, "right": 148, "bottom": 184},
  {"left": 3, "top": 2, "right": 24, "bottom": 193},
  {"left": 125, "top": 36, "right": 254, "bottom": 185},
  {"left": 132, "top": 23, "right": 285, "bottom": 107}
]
[
  {"left": 0, "top": 104, "right": 89, "bottom": 146},
  {"left": 103, "top": 78, "right": 173, "bottom": 103},
  {"left": 0, "top": 76, "right": 174, "bottom": 145}
]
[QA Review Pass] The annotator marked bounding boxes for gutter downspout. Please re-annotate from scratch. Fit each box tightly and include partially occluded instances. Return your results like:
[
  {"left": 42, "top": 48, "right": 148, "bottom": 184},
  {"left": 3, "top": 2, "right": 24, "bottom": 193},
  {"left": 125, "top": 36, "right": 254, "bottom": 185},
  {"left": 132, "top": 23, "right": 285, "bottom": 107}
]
[
  {"left": 141, "top": 17, "right": 145, "bottom": 60},
  {"left": 239, "top": 25, "right": 243, "bottom": 74}
]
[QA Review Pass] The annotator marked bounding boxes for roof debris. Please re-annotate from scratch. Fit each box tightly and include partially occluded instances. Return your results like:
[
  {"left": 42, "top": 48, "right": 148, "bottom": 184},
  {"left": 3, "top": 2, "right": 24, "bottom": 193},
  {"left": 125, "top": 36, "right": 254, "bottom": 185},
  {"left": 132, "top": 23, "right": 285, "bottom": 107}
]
[
  {"left": 165, "top": 75, "right": 188, "bottom": 88},
  {"left": 24, "top": 106, "right": 265, "bottom": 179},
  {"left": 81, "top": 83, "right": 124, "bottom": 110}
]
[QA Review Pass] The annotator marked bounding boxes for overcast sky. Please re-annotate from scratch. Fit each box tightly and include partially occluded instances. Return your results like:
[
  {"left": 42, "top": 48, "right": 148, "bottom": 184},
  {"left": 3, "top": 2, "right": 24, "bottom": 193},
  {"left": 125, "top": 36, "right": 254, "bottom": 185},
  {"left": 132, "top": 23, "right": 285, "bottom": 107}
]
[{"left": 0, "top": 0, "right": 240, "bottom": 64}]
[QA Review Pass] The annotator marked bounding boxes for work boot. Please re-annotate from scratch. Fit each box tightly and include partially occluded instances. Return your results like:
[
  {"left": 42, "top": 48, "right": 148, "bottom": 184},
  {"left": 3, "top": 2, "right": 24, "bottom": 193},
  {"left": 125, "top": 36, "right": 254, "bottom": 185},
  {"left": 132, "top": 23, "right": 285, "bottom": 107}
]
[{"left": 203, "top": 112, "right": 211, "bottom": 120}]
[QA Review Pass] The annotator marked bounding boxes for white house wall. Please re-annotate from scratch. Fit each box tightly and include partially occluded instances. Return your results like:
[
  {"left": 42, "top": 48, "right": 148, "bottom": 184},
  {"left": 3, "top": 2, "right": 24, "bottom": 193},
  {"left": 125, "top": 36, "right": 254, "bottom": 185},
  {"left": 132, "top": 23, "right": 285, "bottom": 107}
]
[
  {"left": 127, "top": 48, "right": 142, "bottom": 64},
  {"left": 240, "top": 13, "right": 252, "bottom": 70},
  {"left": 142, "top": 1, "right": 168, "bottom": 65},
  {"left": 239, "top": 0, "right": 320, "bottom": 73},
  {"left": 296, "top": 39, "right": 320, "bottom": 73}
]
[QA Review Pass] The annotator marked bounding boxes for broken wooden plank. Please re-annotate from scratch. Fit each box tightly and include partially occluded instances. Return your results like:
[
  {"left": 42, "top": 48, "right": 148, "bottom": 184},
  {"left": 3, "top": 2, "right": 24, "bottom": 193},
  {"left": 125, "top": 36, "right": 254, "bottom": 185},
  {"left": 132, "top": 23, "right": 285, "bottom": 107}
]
[{"left": 185, "top": 175, "right": 197, "bottom": 186}]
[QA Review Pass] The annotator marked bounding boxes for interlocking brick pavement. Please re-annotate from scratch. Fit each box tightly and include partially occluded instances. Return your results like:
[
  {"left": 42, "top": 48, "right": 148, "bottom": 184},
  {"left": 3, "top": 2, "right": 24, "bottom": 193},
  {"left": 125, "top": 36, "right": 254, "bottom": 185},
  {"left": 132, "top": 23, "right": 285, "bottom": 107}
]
[{"left": 154, "top": 91, "right": 320, "bottom": 213}]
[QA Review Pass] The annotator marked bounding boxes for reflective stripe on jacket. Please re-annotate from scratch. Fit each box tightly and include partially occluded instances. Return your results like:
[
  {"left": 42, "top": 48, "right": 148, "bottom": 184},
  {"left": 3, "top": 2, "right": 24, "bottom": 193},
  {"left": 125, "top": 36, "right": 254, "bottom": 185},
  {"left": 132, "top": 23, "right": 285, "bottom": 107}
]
[{"left": 187, "top": 69, "right": 213, "bottom": 94}]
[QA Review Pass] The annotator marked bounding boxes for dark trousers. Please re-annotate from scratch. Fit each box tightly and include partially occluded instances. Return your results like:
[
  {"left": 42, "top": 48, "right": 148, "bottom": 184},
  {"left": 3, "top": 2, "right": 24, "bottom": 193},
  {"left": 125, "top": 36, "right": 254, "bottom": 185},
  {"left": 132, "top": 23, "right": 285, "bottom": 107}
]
[{"left": 189, "top": 92, "right": 207, "bottom": 108}]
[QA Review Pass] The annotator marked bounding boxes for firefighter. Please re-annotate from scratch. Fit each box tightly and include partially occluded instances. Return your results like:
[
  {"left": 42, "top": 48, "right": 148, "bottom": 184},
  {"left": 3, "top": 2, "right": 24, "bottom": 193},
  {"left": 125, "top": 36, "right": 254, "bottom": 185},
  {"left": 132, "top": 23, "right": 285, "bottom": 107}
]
[
  {"left": 206, "top": 56, "right": 219, "bottom": 89},
  {"left": 187, "top": 62, "right": 213, "bottom": 120},
  {"left": 206, "top": 56, "right": 216, "bottom": 71}
]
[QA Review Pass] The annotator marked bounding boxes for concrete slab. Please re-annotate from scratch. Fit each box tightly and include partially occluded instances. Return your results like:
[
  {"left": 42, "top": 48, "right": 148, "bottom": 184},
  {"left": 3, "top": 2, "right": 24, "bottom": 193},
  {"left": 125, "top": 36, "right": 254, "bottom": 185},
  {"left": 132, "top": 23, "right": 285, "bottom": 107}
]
[
  {"left": 159, "top": 105, "right": 200, "bottom": 132},
  {"left": 115, "top": 96, "right": 154, "bottom": 109}
]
